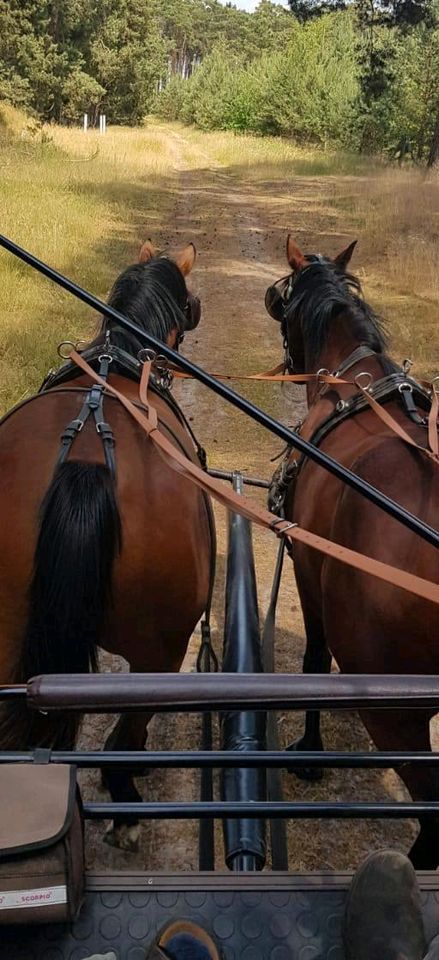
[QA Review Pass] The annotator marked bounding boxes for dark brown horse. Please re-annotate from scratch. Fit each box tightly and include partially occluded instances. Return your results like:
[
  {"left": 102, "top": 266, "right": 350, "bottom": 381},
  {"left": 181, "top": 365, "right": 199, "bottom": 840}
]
[
  {"left": 0, "top": 240, "right": 215, "bottom": 849},
  {"left": 266, "top": 236, "right": 439, "bottom": 868}
]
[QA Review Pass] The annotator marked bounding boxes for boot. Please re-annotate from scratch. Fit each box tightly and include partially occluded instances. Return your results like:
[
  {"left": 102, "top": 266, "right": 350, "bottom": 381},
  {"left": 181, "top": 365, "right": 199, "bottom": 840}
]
[
  {"left": 344, "top": 850, "right": 427, "bottom": 960},
  {"left": 146, "top": 920, "right": 221, "bottom": 960},
  {"left": 423, "top": 934, "right": 439, "bottom": 960},
  {"left": 83, "top": 954, "right": 118, "bottom": 960}
]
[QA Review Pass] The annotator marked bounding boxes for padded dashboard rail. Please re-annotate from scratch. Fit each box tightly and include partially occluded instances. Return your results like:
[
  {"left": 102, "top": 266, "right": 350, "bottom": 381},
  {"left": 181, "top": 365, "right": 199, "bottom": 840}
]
[{"left": 10, "top": 673, "right": 439, "bottom": 713}]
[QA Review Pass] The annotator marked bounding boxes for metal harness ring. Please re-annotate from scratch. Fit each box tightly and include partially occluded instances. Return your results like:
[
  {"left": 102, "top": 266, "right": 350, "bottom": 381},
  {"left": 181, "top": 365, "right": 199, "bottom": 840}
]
[
  {"left": 138, "top": 348, "right": 156, "bottom": 364},
  {"left": 355, "top": 371, "right": 373, "bottom": 391},
  {"left": 57, "top": 341, "right": 76, "bottom": 359}
]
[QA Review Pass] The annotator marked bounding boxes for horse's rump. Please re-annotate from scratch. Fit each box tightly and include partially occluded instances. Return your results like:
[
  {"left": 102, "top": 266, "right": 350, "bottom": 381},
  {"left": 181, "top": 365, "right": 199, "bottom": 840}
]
[
  {"left": 293, "top": 428, "right": 439, "bottom": 671},
  {"left": 0, "top": 383, "right": 213, "bottom": 687}
]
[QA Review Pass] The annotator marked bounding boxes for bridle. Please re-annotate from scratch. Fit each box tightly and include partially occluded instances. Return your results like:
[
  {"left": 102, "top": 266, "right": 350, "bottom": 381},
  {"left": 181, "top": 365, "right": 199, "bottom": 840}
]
[
  {"left": 265, "top": 254, "right": 326, "bottom": 373},
  {"left": 154, "top": 254, "right": 200, "bottom": 349}
]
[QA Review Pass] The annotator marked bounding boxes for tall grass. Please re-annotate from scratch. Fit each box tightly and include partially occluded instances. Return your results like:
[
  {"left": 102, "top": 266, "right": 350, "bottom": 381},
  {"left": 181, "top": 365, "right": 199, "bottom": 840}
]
[
  {"left": 331, "top": 170, "right": 439, "bottom": 377},
  {"left": 181, "top": 123, "right": 438, "bottom": 378},
  {"left": 0, "top": 106, "right": 437, "bottom": 412},
  {"left": 177, "top": 124, "right": 375, "bottom": 176},
  {"left": 0, "top": 107, "right": 179, "bottom": 411}
]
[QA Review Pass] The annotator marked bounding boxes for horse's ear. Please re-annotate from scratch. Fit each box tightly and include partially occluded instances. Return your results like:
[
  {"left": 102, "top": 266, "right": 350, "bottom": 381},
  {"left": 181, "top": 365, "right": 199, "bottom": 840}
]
[
  {"left": 334, "top": 240, "right": 357, "bottom": 270},
  {"left": 174, "top": 242, "right": 196, "bottom": 276},
  {"left": 286, "top": 235, "right": 306, "bottom": 271},
  {"left": 139, "top": 239, "right": 156, "bottom": 263}
]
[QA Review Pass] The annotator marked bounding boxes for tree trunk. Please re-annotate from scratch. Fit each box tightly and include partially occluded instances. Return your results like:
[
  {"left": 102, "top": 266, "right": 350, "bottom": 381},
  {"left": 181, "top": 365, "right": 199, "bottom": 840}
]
[{"left": 427, "top": 105, "right": 439, "bottom": 168}]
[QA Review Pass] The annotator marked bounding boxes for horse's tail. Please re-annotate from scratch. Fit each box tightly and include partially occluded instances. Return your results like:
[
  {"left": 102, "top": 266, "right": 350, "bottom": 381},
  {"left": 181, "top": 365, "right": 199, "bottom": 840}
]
[{"left": 2, "top": 461, "right": 122, "bottom": 748}]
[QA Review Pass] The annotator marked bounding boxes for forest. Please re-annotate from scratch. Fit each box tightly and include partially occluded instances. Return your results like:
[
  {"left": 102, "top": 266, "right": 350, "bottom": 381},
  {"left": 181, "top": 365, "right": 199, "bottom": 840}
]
[{"left": 0, "top": 0, "right": 438, "bottom": 162}]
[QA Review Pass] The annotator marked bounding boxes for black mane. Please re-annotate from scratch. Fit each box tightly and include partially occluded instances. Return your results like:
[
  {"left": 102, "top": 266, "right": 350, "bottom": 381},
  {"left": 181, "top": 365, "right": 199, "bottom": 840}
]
[
  {"left": 286, "top": 259, "right": 388, "bottom": 365},
  {"left": 99, "top": 257, "right": 187, "bottom": 356}
]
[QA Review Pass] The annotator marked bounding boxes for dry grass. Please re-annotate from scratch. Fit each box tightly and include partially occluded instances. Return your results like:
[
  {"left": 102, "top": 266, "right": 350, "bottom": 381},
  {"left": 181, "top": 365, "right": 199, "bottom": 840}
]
[
  {"left": 0, "top": 107, "right": 180, "bottom": 412},
  {"left": 179, "top": 123, "right": 438, "bottom": 378},
  {"left": 176, "top": 122, "right": 375, "bottom": 177},
  {"left": 330, "top": 169, "right": 439, "bottom": 377},
  {"left": 0, "top": 106, "right": 437, "bottom": 413}
]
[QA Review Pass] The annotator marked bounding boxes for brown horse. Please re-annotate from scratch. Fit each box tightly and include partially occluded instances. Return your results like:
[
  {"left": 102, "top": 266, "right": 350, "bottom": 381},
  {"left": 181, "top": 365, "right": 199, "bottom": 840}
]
[
  {"left": 266, "top": 236, "right": 439, "bottom": 868},
  {"left": 0, "top": 240, "right": 215, "bottom": 849}
]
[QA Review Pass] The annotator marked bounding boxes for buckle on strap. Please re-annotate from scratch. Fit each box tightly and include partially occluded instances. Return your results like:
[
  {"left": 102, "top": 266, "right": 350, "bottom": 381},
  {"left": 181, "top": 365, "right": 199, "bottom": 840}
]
[
  {"left": 96, "top": 421, "right": 115, "bottom": 445},
  {"left": 270, "top": 518, "right": 298, "bottom": 534},
  {"left": 61, "top": 418, "right": 84, "bottom": 442}
]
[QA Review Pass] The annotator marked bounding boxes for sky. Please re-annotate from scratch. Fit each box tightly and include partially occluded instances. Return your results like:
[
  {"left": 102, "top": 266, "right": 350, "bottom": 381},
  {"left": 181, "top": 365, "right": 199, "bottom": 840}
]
[{"left": 219, "top": 0, "right": 289, "bottom": 10}]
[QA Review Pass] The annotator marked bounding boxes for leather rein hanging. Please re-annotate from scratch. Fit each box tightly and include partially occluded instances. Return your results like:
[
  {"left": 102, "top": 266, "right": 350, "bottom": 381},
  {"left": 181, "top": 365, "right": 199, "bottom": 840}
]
[
  {"left": 68, "top": 348, "right": 439, "bottom": 606},
  {"left": 171, "top": 352, "right": 439, "bottom": 463}
]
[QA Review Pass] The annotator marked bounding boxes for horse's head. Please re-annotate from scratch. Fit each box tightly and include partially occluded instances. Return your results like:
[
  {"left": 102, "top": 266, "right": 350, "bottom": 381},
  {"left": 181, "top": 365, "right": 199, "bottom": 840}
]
[
  {"left": 138, "top": 239, "right": 201, "bottom": 341},
  {"left": 265, "top": 235, "right": 360, "bottom": 373},
  {"left": 103, "top": 238, "right": 201, "bottom": 357}
]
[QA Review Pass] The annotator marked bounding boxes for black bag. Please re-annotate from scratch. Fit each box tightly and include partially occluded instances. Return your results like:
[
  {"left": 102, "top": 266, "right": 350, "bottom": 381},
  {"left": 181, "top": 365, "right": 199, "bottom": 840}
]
[{"left": 0, "top": 763, "right": 84, "bottom": 924}]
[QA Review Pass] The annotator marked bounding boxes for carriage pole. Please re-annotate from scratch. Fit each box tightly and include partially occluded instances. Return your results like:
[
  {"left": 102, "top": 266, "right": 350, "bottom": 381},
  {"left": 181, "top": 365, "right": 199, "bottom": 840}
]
[
  {"left": 220, "top": 473, "right": 268, "bottom": 871},
  {"left": 0, "top": 235, "right": 438, "bottom": 549}
]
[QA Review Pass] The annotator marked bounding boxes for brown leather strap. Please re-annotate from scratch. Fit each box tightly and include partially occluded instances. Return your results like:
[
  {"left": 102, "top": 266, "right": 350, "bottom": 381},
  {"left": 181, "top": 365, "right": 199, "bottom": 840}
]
[
  {"left": 70, "top": 350, "right": 439, "bottom": 605},
  {"left": 139, "top": 358, "right": 158, "bottom": 428},
  {"left": 354, "top": 381, "right": 439, "bottom": 463},
  {"left": 172, "top": 363, "right": 342, "bottom": 384},
  {"left": 174, "top": 364, "right": 438, "bottom": 460}
]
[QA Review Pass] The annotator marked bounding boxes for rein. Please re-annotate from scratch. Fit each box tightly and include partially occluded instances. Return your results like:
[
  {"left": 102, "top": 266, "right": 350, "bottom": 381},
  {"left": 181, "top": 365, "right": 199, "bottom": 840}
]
[
  {"left": 171, "top": 356, "right": 439, "bottom": 463},
  {"left": 69, "top": 349, "right": 439, "bottom": 606}
]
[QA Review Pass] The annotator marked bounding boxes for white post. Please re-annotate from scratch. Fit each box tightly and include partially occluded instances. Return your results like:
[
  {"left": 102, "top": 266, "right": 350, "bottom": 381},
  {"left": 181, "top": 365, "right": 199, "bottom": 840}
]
[
  {"left": 83, "top": 113, "right": 88, "bottom": 132},
  {"left": 99, "top": 115, "right": 103, "bottom": 134}
]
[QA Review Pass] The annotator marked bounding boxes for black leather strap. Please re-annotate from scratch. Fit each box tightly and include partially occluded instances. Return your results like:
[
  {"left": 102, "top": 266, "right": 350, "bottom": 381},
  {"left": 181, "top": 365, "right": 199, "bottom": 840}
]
[
  {"left": 42, "top": 342, "right": 207, "bottom": 469},
  {"left": 57, "top": 355, "right": 116, "bottom": 477}
]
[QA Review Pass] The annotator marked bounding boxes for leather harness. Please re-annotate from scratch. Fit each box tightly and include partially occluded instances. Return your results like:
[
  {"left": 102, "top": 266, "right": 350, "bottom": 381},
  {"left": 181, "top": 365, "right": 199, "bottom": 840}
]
[
  {"left": 40, "top": 339, "right": 207, "bottom": 474},
  {"left": 269, "top": 347, "right": 436, "bottom": 517}
]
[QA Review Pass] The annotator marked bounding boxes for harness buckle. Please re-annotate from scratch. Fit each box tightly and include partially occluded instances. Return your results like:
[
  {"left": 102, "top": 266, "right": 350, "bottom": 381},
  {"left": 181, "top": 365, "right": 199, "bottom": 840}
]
[
  {"left": 60, "top": 419, "right": 84, "bottom": 443},
  {"left": 398, "top": 382, "right": 413, "bottom": 395},
  {"left": 96, "top": 421, "right": 115, "bottom": 445},
  {"left": 269, "top": 517, "right": 298, "bottom": 534},
  {"left": 68, "top": 418, "right": 84, "bottom": 433}
]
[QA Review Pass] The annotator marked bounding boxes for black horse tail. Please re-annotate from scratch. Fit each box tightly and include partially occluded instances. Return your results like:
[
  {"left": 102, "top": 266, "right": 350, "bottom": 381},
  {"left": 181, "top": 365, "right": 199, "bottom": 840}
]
[
  {"left": 1, "top": 462, "right": 122, "bottom": 749},
  {"left": 26, "top": 460, "right": 122, "bottom": 676}
]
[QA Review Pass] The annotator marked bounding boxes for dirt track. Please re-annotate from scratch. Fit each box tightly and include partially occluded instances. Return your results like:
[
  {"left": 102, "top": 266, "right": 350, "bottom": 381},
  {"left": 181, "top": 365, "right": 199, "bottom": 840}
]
[{"left": 80, "top": 131, "right": 416, "bottom": 873}]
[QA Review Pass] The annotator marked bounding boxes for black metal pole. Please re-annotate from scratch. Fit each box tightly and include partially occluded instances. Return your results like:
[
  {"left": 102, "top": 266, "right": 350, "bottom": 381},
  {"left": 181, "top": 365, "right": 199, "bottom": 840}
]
[
  {"left": 262, "top": 540, "right": 289, "bottom": 871},
  {"left": 83, "top": 800, "right": 439, "bottom": 819},
  {"left": 1, "top": 235, "right": 438, "bottom": 548},
  {"left": 221, "top": 473, "right": 267, "bottom": 872},
  {"left": 2, "top": 749, "right": 439, "bottom": 768}
]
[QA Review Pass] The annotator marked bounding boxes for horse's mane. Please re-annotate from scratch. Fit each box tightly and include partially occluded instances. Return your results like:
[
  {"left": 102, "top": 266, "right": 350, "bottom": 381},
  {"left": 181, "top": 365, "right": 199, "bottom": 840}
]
[
  {"left": 286, "top": 259, "right": 389, "bottom": 366},
  {"left": 99, "top": 257, "right": 187, "bottom": 355}
]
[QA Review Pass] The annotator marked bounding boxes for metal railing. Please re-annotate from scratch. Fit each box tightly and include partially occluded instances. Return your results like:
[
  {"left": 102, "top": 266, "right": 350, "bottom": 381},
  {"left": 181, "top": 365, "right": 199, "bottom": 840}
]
[{"left": 2, "top": 673, "right": 439, "bottom": 828}]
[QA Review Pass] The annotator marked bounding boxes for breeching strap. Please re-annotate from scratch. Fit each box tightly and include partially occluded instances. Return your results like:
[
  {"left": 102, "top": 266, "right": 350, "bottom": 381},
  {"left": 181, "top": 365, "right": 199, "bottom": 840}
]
[{"left": 70, "top": 350, "right": 439, "bottom": 605}]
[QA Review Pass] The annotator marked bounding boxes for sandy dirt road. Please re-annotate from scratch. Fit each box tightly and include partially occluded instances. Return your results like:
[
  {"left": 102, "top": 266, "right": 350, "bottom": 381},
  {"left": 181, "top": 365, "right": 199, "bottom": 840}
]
[{"left": 81, "top": 130, "right": 416, "bottom": 874}]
